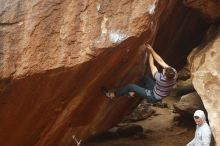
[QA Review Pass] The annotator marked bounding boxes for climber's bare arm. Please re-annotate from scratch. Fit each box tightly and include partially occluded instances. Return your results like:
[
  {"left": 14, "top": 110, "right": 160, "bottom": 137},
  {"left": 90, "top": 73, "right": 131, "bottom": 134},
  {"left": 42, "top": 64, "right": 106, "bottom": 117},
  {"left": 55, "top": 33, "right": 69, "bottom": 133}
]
[
  {"left": 149, "top": 53, "right": 158, "bottom": 77},
  {"left": 146, "top": 44, "right": 169, "bottom": 69}
]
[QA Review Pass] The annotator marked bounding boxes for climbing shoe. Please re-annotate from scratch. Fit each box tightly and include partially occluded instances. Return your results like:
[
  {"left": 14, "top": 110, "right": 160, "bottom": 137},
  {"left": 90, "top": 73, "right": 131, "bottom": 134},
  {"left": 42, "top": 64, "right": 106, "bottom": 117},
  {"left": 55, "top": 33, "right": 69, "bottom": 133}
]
[
  {"left": 105, "top": 92, "right": 114, "bottom": 100},
  {"left": 101, "top": 87, "right": 114, "bottom": 100}
]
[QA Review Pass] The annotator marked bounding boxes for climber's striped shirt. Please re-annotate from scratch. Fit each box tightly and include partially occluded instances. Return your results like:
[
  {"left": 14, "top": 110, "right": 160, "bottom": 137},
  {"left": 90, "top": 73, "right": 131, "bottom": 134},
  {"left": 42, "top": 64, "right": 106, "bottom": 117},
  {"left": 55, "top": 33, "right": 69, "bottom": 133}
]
[{"left": 153, "top": 68, "right": 178, "bottom": 100}]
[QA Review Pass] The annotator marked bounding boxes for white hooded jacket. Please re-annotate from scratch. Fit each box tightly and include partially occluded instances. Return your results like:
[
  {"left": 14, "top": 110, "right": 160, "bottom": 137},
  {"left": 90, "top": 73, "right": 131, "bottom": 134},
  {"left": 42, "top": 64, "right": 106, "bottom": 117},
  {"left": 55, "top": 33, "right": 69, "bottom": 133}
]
[{"left": 186, "top": 110, "right": 211, "bottom": 146}]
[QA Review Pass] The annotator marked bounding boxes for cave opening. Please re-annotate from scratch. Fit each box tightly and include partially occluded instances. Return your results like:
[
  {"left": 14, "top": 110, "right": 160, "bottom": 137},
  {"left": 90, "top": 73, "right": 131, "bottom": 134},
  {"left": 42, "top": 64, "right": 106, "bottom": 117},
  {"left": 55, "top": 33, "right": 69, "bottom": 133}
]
[{"left": 153, "top": 4, "right": 210, "bottom": 71}]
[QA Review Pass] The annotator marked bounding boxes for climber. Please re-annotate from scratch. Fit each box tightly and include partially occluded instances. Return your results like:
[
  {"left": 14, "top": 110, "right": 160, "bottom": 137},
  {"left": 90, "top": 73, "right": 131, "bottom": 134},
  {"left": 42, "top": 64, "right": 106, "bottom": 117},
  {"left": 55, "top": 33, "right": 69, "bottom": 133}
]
[
  {"left": 186, "top": 110, "right": 212, "bottom": 146},
  {"left": 102, "top": 43, "right": 178, "bottom": 103}
]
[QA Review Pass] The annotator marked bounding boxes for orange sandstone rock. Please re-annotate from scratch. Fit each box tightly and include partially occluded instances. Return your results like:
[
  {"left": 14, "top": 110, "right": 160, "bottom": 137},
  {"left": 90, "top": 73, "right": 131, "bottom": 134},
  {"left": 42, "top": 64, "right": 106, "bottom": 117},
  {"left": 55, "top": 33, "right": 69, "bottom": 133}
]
[{"left": 0, "top": 0, "right": 210, "bottom": 146}]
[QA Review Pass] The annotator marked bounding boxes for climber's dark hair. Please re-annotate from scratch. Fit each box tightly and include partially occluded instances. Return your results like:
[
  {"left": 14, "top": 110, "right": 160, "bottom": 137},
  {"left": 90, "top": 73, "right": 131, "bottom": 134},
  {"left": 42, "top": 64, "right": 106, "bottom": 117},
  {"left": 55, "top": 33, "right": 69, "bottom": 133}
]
[{"left": 164, "top": 67, "right": 175, "bottom": 79}]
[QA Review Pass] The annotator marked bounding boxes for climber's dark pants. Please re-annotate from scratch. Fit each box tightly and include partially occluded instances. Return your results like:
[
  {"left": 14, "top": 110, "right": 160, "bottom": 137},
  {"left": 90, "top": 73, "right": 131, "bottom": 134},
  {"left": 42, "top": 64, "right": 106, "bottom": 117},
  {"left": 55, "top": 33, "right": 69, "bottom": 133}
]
[{"left": 115, "top": 75, "right": 158, "bottom": 103}]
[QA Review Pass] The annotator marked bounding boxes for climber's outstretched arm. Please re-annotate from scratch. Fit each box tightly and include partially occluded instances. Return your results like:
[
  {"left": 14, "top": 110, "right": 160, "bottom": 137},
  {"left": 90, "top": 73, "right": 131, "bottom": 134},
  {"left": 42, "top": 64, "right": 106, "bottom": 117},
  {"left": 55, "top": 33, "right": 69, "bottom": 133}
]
[
  {"left": 146, "top": 44, "right": 169, "bottom": 69},
  {"left": 148, "top": 51, "right": 158, "bottom": 77}
]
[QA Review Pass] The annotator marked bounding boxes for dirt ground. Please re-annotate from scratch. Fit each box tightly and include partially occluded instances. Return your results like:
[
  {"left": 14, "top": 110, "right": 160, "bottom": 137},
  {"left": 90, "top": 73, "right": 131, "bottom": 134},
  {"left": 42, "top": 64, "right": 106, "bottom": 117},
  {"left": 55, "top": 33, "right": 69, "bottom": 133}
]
[{"left": 81, "top": 96, "right": 198, "bottom": 146}]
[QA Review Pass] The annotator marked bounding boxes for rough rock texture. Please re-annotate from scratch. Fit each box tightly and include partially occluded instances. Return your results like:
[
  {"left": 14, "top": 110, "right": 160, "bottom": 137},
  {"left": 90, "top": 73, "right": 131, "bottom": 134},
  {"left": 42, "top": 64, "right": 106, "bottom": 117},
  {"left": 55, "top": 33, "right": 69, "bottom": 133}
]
[
  {"left": 116, "top": 124, "right": 143, "bottom": 137},
  {"left": 173, "top": 92, "right": 205, "bottom": 117},
  {"left": 171, "top": 78, "right": 195, "bottom": 98},
  {"left": 183, "top": 0, "right": 220, "bottom": 22},
  {"left": 190, "top": 25, "right": 220, "bottom": 145},
  {"left": 0, "top": 0, "right": 209, "bottom": 146}
]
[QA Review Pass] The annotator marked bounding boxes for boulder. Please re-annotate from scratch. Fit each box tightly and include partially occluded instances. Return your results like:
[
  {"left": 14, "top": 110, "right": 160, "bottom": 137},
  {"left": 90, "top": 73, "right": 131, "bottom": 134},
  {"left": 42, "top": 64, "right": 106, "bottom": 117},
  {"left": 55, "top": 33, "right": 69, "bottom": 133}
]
[
  {"left": 190, "top": 25, "right": 220, "bottom": 145},
  {"left": 171, "top": 78, "right": 195, "bottom": 98},
  {"left": 116, "top": 124, "right": 143, "bottom": 137},
  {"left": 177, "top": 65, "right": 191, "bottom": 81},
  {"left": 123, "top": 100, "right": 155, "bottom": 122},
  {"left": 173, "top": 92, "right": 205, "bottom": 117},
  {"left": 0, "top": 0, "right": 210, "bottom": 146}
]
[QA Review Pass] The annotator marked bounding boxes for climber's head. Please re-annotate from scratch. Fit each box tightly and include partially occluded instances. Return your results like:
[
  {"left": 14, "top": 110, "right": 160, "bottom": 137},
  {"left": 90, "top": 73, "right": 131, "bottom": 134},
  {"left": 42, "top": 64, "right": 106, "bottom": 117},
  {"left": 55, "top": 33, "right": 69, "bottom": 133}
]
[{"left": 163, "top": 67, "right": 176, "bottom": 79}]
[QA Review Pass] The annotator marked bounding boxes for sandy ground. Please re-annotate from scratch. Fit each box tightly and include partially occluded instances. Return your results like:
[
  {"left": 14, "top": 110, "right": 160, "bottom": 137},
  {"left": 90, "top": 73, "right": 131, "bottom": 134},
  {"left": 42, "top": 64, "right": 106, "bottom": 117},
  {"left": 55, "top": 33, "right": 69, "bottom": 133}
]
[{"left": 81, "top": 97, "right": 196, "bottom": 146}]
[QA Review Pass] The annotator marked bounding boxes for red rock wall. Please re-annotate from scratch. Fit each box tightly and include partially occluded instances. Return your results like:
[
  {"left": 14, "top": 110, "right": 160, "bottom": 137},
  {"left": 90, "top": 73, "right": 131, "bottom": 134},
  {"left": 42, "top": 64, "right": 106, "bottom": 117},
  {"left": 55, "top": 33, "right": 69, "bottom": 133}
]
[
  {"left": 183, "top": 0, "right": 220, "bottom": 22},
  {"left": 0, "top": 0, "right": 209, "bottom": 146}
]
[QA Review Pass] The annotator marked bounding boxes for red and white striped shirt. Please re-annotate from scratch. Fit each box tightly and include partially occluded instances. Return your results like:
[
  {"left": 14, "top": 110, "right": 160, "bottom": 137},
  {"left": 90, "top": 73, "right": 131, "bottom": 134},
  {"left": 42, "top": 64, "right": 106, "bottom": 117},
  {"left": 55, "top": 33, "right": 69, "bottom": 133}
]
[{"left": 153, "top": 68, "right": 178, "bottom": 100}]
